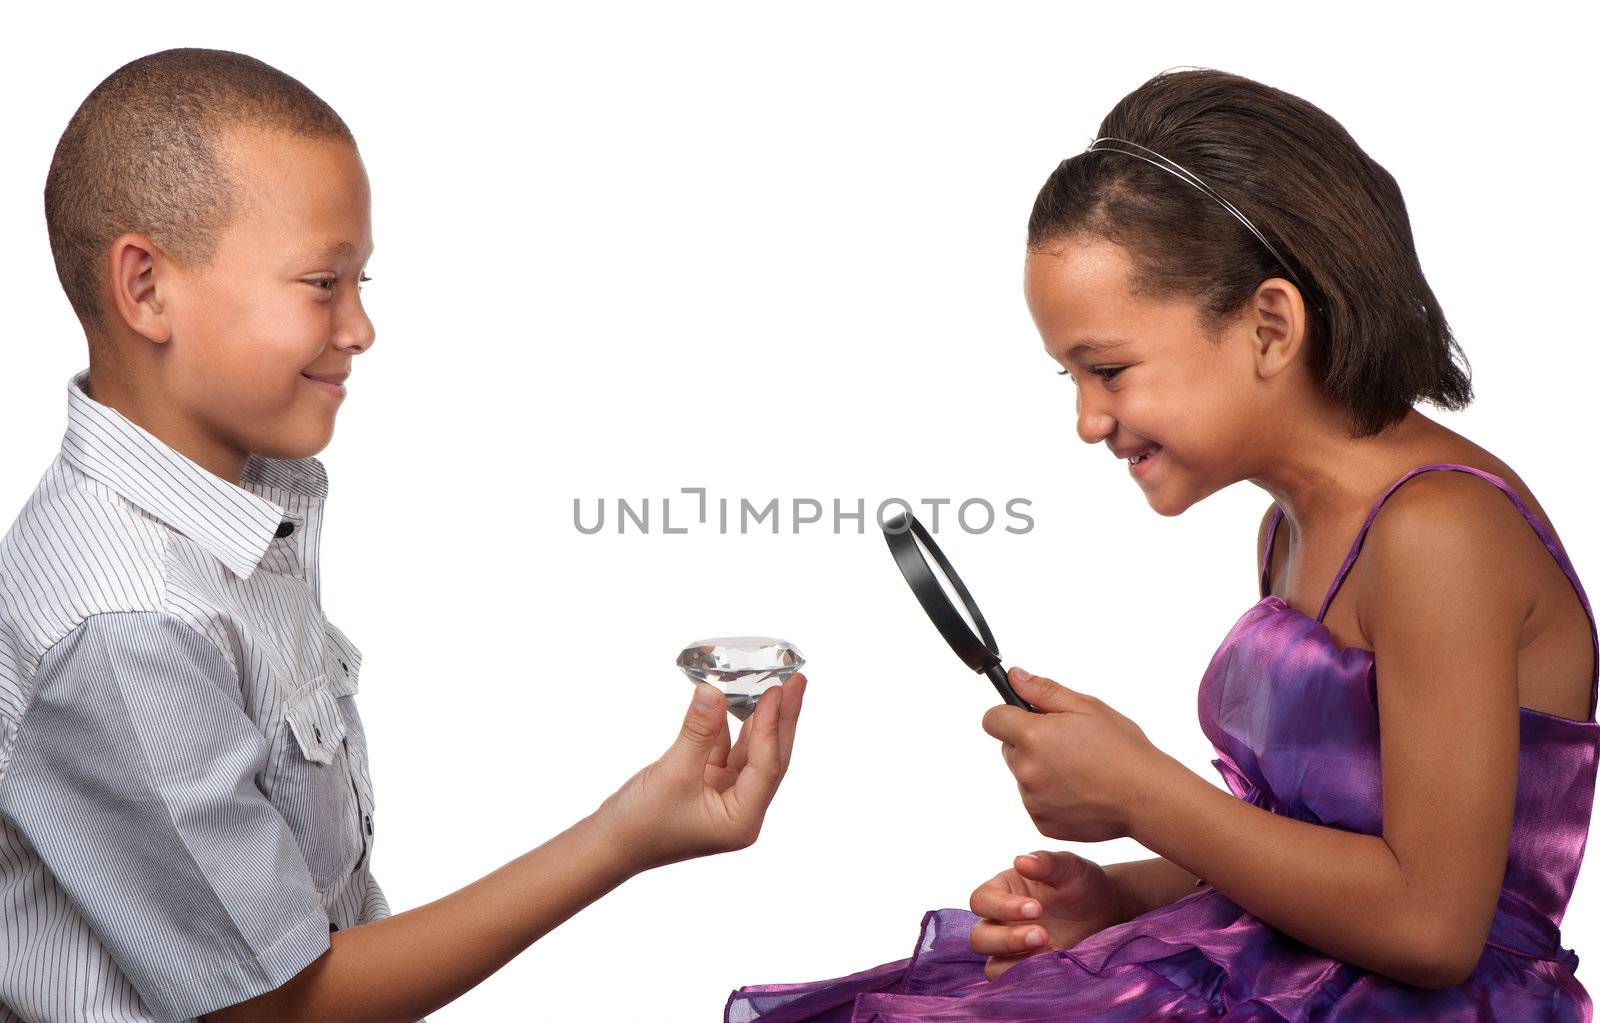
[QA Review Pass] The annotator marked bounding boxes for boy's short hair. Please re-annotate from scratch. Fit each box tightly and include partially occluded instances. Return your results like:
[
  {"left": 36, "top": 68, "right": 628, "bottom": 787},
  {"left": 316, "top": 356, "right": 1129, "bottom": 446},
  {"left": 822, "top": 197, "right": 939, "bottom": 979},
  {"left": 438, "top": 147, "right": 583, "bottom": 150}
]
[{"left": 44, "top": 47, "right": 355, "bottom": 341}]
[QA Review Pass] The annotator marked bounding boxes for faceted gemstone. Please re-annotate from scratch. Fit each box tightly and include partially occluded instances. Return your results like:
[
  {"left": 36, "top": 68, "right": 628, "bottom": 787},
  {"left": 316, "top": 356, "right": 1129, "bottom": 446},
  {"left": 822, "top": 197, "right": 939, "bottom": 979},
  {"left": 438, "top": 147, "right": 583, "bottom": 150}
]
[{"left": 675, "top": 636, "right": 805, "bottom": 720}]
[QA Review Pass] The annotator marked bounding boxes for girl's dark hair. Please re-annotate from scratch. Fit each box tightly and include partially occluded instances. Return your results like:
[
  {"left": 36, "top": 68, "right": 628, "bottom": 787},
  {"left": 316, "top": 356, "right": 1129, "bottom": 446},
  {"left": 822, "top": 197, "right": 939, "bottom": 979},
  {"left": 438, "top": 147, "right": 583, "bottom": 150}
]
[{"left": 1029, "top": 68, "right": 1471, "bottom": 438}]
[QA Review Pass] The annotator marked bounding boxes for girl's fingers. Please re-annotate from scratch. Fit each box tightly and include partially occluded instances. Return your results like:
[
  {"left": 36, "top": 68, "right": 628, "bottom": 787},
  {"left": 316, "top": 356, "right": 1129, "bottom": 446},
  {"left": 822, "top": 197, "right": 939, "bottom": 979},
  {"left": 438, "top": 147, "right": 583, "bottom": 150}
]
[
  {"left": 969, "top": 885, "right": 1042, "bottom": 922},
  {"left": 968, "top": 920, "right": 1049, "bottom": 957},
  {"left": 1016, "top": 850, "right": 1083, "bottom": 887},
  {"left": 984, "top": 951, "right": 1033, "bottom": 983}
]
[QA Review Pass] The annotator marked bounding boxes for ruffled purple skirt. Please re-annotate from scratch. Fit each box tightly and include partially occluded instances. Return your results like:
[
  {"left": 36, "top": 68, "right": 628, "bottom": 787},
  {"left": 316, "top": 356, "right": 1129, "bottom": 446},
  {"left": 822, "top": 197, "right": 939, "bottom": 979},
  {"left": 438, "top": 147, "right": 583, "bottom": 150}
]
[{"left": 726, "top": 887, "right": 1590, "bottom": 1022}]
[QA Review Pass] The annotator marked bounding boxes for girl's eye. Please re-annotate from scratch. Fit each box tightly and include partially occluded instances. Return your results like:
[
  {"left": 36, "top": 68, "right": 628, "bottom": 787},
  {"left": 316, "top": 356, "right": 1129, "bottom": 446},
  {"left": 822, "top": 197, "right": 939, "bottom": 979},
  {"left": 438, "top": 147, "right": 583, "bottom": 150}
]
[{"left": 1056, "top": 366, "right": 1125, "bottom": 383}]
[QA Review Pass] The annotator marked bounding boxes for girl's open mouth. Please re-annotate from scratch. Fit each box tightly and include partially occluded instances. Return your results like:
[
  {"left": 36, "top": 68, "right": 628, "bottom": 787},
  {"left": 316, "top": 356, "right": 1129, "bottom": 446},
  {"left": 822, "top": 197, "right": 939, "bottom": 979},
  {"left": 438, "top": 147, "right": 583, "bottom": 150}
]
[{"left": 1129, "top": 444, "right": 1161, "bottom": 478}]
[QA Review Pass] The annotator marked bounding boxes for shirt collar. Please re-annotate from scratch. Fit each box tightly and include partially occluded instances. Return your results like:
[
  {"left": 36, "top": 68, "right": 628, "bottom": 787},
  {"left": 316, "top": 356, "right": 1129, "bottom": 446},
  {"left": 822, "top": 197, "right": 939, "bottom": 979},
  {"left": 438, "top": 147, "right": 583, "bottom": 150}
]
[{"left": 59, "top": 367, "right": 330, "bottom": 581}]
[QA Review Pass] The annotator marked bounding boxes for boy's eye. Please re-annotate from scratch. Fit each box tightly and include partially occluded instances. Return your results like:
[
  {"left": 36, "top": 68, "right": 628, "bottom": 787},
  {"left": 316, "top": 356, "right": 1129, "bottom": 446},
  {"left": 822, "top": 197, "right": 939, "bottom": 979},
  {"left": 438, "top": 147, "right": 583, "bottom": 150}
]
[{"left": 308, "top": 274, "right": 374, "bottom": 292}]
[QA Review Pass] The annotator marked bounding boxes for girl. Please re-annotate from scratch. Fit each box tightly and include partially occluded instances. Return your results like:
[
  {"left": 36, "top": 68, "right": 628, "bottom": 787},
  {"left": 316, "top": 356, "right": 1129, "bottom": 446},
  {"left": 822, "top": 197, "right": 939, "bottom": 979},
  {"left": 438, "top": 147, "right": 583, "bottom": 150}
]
[{"left": 726, "top": 67, "right": 1596, "bottom": 1021}]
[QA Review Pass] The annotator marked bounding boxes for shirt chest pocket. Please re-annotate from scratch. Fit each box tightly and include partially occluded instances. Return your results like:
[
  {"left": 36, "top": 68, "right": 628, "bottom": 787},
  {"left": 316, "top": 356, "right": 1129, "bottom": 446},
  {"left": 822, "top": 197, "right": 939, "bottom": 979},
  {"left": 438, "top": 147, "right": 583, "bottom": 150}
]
[{"left": 266, "top": 621, "right": 374, "bottom": 898}]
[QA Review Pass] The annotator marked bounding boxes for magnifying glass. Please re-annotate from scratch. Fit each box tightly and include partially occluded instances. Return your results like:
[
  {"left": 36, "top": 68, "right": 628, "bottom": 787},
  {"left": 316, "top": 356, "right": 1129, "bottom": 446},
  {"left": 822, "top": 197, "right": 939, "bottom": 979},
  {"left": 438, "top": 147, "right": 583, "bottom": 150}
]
[{"left": 882, "top": 511, "right": 1038, "bottom": 712}]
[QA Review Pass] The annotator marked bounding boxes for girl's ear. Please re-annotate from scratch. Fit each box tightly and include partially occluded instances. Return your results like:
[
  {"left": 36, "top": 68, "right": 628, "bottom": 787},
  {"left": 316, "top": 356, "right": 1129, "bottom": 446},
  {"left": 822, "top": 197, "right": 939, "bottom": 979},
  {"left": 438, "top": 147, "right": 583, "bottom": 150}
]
[{"left": 1249, "top": 277, "right": 1308, "bottom": 378}]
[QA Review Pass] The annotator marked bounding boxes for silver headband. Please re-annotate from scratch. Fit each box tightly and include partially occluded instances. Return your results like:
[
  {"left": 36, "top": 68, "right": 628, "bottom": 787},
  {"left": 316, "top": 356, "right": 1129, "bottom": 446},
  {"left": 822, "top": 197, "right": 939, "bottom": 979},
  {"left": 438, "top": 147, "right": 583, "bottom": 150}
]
[{"left": 1083, "top": 136, "right": 1311, "bottom": 299}]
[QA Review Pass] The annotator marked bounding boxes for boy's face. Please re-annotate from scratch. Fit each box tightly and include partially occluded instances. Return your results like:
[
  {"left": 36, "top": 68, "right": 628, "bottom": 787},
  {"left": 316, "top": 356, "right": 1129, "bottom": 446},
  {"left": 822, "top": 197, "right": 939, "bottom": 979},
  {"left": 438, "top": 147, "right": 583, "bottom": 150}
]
[{"left": 154, "top": 124, "right": 375, "bottom": 477}]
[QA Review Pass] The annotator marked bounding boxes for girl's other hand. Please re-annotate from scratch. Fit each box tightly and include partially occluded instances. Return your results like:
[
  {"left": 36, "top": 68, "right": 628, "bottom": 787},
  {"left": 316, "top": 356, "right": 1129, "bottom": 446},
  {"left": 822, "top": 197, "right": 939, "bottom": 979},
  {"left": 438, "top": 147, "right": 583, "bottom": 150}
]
[
  {"left": 967, "top": 849, "right": 1129, "bottom": 981},
  {"left": 595, "top": 673, "right": 806, "bottom": 875}
]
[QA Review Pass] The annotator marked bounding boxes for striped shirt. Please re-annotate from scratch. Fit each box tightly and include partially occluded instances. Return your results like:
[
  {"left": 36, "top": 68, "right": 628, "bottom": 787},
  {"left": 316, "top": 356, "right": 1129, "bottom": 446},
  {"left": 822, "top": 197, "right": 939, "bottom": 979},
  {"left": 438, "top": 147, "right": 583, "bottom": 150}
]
[{"left": 0, "top": 368, "right": 407, "bottom": 1021}]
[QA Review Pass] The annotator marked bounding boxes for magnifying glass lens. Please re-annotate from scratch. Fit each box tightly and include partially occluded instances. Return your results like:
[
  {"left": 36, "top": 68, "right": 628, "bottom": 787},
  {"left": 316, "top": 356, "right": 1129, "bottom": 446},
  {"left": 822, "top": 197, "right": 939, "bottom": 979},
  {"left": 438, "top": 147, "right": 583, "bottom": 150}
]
[{"left": 913, "top": 530, "right": 983, "bottom": 639}]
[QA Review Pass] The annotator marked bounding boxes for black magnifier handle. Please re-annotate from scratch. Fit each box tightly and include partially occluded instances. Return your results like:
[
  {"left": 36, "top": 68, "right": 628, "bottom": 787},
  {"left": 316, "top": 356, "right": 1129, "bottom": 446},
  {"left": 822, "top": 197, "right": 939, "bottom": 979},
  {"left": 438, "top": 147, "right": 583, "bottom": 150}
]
[
  {"left": 883, "top": 510, "right": 1040, "bottom": 714},
  {"left": 985, "top": 664, "right": 1033, "bottom": 710}
]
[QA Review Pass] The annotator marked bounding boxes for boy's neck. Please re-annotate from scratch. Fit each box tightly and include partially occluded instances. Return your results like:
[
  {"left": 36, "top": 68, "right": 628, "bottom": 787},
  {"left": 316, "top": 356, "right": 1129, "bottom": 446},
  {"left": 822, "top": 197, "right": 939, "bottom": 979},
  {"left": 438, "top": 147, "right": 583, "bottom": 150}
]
[{"left": 85, "top": 364, "right": 251, "bottom": 486}]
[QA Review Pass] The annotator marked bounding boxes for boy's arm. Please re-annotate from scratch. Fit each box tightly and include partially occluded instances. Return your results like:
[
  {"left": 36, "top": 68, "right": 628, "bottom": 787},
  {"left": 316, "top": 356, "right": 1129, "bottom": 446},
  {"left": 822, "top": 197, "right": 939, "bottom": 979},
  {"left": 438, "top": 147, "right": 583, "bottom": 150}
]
[
  {"left": 209, "top": 676, "right": 803, "bottom": 1022},
  {"left": 205, "top": 810, "right": 637, "bottom": 1023},
  {"left": 0, "top": 612, "right": 339, "bottom": 1022}
]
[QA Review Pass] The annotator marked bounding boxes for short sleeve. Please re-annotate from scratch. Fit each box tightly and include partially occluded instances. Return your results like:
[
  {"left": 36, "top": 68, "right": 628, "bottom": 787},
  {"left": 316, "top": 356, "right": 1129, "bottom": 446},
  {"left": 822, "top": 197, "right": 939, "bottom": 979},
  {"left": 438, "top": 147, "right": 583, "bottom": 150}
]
[{"left": 0, "top": 612, "right": 332, "bottom": 1022}]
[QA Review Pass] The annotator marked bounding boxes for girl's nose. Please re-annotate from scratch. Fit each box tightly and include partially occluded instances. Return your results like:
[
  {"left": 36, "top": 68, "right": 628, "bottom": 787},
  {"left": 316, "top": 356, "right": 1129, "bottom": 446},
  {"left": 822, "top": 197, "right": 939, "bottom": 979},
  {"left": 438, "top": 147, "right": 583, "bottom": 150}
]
[{"left": 1075, "top": 386, "right": 1115, "bottom": 445}]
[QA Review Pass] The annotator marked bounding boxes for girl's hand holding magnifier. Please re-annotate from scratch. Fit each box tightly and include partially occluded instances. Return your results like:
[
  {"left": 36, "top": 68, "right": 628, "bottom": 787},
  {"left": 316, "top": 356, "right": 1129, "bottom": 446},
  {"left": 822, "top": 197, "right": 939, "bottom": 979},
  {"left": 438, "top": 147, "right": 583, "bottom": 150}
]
[{"left": 982, "top": 666, "right": 1169, "bottom": 843}]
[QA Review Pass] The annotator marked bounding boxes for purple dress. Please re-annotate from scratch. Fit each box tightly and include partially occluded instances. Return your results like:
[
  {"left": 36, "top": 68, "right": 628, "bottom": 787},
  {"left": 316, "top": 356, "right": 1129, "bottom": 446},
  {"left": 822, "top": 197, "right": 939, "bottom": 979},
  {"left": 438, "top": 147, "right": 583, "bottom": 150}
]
[{"left": 727, "top": 464, "right": 1598, "bottom": 1022}]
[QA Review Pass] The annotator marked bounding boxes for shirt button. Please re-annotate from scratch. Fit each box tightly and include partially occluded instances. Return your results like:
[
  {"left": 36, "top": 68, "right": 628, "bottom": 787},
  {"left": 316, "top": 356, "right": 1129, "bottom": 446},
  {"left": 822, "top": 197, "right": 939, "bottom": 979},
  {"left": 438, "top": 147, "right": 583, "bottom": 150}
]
[
  {"left": 313, "top": 725, "right": 323, "bottom": 743},
  {"left": 275, "top": 521, "right": 295, "bottom": 538}
]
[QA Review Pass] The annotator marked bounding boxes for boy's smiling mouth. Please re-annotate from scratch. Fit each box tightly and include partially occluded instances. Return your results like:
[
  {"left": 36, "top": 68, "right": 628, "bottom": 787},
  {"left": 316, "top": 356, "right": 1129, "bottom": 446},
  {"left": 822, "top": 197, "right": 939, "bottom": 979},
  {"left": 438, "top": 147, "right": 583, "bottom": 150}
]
[{"left": 301, "top": 370, "right": 349, "bottom": 397}]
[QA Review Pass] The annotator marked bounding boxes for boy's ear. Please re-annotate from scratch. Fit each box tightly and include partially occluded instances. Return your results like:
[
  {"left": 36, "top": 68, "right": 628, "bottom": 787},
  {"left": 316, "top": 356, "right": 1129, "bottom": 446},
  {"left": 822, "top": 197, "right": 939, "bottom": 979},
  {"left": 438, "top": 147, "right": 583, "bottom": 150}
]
[{"left": 106, "top": 232, "right": 173, "bottom": 345}]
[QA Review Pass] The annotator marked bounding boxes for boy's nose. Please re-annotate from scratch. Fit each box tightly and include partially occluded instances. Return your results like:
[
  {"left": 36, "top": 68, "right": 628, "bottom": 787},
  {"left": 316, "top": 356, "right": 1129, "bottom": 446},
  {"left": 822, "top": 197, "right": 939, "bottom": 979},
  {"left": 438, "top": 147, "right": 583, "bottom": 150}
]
[{"left": 336, "top": 303, "right": 376, "bottom": 354}]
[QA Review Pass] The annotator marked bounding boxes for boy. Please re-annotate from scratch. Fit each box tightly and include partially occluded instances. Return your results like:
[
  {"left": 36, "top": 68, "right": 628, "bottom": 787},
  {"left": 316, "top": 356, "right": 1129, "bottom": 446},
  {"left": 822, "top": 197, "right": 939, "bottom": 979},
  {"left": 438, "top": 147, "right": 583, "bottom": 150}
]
[{"left": 0, "top": 48, "right": 805, "bottom": 1023}]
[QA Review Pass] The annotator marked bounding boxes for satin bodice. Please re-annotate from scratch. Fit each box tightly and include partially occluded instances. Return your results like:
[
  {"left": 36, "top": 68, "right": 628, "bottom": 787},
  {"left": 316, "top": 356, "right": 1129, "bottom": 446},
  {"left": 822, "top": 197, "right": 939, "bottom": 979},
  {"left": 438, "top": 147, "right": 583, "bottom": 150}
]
[{"left": 1197, "top": 464, "right": 1599, "bottom": 972}]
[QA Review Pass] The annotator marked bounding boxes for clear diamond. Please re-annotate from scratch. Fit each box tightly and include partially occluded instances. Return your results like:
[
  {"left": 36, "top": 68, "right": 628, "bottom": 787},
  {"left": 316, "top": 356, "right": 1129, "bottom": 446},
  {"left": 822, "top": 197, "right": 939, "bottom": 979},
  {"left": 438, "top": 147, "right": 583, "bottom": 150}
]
[{"left": 676, "top": 636, "right": 805, "bottom": 720}]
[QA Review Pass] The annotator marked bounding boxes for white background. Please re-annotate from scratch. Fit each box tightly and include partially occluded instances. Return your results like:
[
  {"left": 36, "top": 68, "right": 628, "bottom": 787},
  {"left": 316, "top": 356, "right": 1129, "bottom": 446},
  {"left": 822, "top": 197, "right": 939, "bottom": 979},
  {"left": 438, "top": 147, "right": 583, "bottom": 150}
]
[{"left": 4, "top": 3, "right": 1597, "bottom": 1018}]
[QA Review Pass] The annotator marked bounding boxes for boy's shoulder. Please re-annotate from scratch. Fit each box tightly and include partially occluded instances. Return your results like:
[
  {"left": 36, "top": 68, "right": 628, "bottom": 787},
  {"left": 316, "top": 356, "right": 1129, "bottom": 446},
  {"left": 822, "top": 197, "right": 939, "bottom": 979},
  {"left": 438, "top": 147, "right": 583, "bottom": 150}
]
[
  {"left": 0, "top": 447, "right": 221, "bottom": 697},
  {"left": 0, "top": 369, "right": 331, "bottom": 722}
]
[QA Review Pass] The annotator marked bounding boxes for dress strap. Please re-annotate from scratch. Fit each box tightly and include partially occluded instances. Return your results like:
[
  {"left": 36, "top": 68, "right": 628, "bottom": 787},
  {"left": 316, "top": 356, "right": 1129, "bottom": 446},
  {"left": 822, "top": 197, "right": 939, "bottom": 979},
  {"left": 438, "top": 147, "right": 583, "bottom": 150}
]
[
  {"left": 1317, "top": 463, "right": 1599, "bottom": 719},
  {"left": 1260, "top": 505, "right": 1286, "bottom": 600}
]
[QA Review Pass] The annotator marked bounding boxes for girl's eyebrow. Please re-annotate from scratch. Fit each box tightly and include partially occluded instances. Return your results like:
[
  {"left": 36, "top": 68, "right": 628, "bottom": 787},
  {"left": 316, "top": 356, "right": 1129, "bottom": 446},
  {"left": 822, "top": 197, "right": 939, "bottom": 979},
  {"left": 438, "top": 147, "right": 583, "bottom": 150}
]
[{"left": 1065, "top": 337, "right": 1130, "bottom": 362}]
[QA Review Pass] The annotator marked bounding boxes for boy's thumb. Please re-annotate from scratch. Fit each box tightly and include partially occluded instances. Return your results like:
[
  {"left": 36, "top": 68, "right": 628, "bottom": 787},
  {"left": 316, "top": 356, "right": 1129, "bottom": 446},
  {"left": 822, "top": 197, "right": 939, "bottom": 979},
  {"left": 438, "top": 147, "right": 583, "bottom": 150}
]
[{"left": 674, "top": 684, "right": 724, "bottom": 754}]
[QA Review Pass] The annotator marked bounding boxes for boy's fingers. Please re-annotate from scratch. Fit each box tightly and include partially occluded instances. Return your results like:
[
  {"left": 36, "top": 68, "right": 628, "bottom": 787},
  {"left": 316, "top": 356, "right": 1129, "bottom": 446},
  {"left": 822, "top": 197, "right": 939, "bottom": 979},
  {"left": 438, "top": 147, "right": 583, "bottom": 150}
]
[
  {"left": 968, "top": 920, "right": 1048, "bottom": 957},
  {"left": 725, "top": 708, "right": 754, "bottom": 775},
  {"left": 730, "top": 685, "right": 784, "bottom": 815},
  {"left": 708, "top": 705, "right": 732, "bottom": 768},
  {"left": 776, "top": 673, "right": 805, "bottom": 770}
]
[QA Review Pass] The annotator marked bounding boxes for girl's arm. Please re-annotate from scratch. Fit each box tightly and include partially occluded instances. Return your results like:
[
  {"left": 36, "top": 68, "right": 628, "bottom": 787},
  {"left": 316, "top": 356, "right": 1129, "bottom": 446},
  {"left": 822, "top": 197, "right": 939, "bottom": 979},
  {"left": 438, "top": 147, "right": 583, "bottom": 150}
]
[
  {"left": 1134, "top": 476, "right": 1530, "bottom": 990},
  {"left": 1102, "top": 856, "right": 1202, "bottom": 920},
  {"left": 205, "top": 676, "right": 805, "bottom": 1023}
]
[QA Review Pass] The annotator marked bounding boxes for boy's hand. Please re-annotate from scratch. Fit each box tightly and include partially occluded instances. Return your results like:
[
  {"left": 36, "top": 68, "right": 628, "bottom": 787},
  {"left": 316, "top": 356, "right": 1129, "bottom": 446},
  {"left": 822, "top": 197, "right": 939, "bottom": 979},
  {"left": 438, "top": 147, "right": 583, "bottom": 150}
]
[
  {"left": 595, "top": 673, "right": 806, "bottom": 874},
  {"left": 967, "top": 849, "right": 1129, "bottom": 981}
]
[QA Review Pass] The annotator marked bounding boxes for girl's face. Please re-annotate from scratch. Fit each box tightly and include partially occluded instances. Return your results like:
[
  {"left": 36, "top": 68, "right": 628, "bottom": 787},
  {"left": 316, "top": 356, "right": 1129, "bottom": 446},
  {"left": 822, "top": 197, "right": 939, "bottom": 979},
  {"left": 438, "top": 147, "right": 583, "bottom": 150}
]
[{"left": 1025, "top": 236, "right": 1285, "bottom": 516}]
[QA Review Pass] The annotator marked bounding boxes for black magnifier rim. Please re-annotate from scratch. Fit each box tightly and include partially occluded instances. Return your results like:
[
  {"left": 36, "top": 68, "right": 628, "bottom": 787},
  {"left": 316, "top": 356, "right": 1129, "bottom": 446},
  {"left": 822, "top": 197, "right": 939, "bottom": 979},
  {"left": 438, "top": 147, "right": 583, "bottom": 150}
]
[{"left": 883, "top": 512, "right": 1002, "bottom": 673}]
